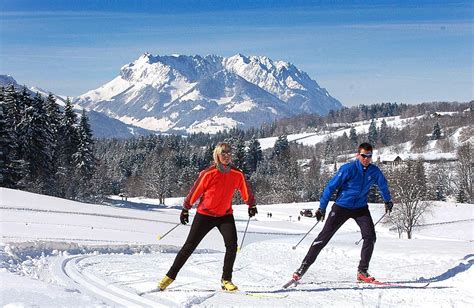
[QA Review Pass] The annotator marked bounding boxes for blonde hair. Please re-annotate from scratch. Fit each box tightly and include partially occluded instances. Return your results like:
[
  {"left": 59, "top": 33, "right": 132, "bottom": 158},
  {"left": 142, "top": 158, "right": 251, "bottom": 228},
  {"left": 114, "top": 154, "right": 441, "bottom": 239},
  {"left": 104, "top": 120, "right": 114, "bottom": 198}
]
[{"left": 213, "top": 142, "right": 232, "bottom": 165}]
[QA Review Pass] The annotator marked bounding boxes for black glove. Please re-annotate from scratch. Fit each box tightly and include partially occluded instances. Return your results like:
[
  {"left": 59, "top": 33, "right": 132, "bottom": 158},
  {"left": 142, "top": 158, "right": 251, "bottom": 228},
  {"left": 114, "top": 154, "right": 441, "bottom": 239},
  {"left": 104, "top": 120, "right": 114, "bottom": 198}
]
[
  {"left": 248, "top": 205, "right": 258, "bottom": 217},
  {"left": 315, "top": 208, "right": 326, "bottom": 222},
  {"left": 180, "top": 208, "right": 189, "bottom": 225},
  {"left": 385, "top": 201, "right": 394, "bottom": 214}
]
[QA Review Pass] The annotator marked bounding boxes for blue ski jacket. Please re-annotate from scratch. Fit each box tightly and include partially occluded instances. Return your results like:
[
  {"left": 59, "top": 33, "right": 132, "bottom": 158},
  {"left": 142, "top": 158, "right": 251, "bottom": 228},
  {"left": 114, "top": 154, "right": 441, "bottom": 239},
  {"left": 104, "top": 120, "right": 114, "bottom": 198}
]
[{"left": 319, "top": 160, "right": 392, "bottom": 211}]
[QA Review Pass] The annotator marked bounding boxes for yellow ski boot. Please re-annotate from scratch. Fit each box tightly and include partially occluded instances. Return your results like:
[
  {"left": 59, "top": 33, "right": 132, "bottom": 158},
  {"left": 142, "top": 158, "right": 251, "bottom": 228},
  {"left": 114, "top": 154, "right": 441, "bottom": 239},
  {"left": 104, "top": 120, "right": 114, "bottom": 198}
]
[
  {"left": 221, "top": 279, "right": 238, "bottom": 292},
  {"left": 158, "top": 275, "right": 174, "bottom": 291}
]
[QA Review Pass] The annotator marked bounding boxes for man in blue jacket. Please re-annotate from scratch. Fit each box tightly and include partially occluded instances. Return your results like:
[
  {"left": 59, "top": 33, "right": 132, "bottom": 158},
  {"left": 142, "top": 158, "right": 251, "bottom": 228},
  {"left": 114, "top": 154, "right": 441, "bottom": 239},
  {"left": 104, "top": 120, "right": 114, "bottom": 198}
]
[{"left": 292, "top": 142, "right": 393, "bottom": 283}]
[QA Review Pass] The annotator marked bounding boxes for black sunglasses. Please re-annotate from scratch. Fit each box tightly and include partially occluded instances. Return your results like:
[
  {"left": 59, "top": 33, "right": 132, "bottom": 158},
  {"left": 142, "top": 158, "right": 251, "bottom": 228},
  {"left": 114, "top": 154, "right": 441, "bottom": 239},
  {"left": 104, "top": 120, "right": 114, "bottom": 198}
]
[
  {"left": 360, "top": 153, "right": 373, "bottom": 158},
  {"left": 221, "top": 150, "right": 232, "bottom": 155}
]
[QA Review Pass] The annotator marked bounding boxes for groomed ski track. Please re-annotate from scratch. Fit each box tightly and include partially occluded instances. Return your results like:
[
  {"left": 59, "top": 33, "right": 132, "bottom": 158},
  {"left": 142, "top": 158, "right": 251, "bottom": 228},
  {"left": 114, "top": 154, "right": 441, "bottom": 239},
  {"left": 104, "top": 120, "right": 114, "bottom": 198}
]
[{"left": 58, "top": 255, "right": 171, "bottom": 307}]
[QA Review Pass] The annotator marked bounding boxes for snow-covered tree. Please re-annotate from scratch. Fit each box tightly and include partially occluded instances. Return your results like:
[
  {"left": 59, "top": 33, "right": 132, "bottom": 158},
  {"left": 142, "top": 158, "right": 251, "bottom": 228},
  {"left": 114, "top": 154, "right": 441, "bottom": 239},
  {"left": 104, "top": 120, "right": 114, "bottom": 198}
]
[
  {"left": 349, "top": 127, "right": 358, "bottom": 147},
  {"left": 456, "top": 143, "right": 473, "bottom": 202},
  {"left": 17, "top": 93, "right": 55, "bottom": 193},
  {"left": 303, "top": 157, "right": 323, "bottom": 201},
  {"left": 73, "top": 109, "right": 97, "bottom": 199},
  {"left": 232, "top": 137, "right": 246, "bottom": 172},
  {"left": 386, "top": 161, "right": 432, "bottom": 239},
  {"left": 379, "top": 119, "right": 389, "bottom": 146},
  {"left": 59, "top": 98, "right": 80, "bottom": 168},
  {"left": 272, "top": 135, "right": 290, "bottom": 163},
  {"left": 427, "top": 162, "right": 449, "bottom": 201},
  {"left": 368, "top": 119, "right": 378, "bottom": 145},
  {"left": 323, "top": 136, "right": 336, "bottom": 164},
  {"left": 431, "top": 122, "right": 442, "bottom": 140},
  {"left": 0, "top": 86, "right": 19, "bottom": 188},
  {"left": 58, "top": 98, "right": 80, "bottom": 198},
  {"left": 245, "top": 136, "right": 263, "bottom": 175},
  {"left": 142, "top": 150, "right": 176, "bottom": 204}
]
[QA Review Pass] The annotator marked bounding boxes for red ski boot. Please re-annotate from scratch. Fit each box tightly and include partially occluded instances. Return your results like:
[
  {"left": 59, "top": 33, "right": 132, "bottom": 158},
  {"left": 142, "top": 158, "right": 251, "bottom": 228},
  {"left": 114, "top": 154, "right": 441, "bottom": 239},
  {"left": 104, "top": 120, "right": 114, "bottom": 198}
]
[{"left": 357, "top": 269, "right": 376, "bottom": 283}]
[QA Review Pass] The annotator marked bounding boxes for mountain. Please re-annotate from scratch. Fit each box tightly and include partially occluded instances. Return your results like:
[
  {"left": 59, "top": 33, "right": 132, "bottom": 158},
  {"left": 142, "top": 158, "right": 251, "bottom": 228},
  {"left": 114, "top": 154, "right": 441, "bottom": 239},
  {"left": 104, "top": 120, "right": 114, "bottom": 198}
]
[
  {"left": 0, "top": 74, "right": 153, "bottom": 138},
  {"left": 75, "top": 53, "right": 343, "bottom": 134}
]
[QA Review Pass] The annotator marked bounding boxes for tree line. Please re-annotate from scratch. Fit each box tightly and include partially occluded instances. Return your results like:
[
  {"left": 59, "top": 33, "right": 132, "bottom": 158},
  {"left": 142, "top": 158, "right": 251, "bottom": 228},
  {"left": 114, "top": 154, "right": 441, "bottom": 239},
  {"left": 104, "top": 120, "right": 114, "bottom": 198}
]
[
  {"left": 0, "top": 85, "right": 97, "bottom": 200},
  {"left": 1, "top": 86, "right": 472, "bottom": 210}
]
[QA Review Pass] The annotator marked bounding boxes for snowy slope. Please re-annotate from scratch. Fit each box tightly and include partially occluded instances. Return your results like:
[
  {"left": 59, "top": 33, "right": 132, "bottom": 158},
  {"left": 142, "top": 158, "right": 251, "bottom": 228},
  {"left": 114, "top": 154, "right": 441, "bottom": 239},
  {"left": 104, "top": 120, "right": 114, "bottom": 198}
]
[
  {"left": 74, "top": 53, "right": 342, "bottom": 134},
  {"left": 1, "top": 188, "right": 473, "bottom": 307},
  {"left": 258, "top": 114, "right": 473, "bottom": 163}
]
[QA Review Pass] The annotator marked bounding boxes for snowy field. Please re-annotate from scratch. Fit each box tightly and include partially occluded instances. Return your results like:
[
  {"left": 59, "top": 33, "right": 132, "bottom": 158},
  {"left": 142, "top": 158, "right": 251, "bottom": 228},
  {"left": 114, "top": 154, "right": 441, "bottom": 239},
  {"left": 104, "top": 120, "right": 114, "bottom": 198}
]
[{"left": 1, "top": 187, "right": 473, "bottom": 307}]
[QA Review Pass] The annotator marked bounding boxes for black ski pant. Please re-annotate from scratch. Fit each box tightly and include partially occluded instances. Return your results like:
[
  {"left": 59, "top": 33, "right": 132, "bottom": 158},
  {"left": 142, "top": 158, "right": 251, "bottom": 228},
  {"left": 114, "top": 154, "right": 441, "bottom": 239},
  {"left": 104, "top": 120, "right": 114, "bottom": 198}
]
[
  {"left": 300, "top": 204, "right": 376, "bottom": 274},
  {"left": 167, "top": 213, "right": 238, "bottom": 281}
]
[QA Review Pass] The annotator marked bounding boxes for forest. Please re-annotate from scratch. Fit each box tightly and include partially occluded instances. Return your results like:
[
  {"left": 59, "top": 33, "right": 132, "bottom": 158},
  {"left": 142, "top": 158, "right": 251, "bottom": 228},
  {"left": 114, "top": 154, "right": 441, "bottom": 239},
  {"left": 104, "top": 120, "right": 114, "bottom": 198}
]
[{"left": 1, "top": 84, "right": 472, "bottom": 207}]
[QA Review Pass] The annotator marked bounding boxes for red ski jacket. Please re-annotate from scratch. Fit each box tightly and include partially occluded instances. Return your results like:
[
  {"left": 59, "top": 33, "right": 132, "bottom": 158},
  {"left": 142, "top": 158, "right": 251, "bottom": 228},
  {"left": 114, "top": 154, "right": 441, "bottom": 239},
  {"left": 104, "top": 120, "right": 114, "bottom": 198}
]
[{"left": 183, "top": 165, "right": 255, "bottom": 217}]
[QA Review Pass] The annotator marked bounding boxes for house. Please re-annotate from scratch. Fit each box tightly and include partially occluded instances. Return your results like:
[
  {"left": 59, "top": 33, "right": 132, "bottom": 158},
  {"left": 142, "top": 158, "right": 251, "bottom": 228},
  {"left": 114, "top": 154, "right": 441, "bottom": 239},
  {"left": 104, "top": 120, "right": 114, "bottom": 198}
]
[{"left": 378, "top": 154, "right": 404, "bottom": 166}]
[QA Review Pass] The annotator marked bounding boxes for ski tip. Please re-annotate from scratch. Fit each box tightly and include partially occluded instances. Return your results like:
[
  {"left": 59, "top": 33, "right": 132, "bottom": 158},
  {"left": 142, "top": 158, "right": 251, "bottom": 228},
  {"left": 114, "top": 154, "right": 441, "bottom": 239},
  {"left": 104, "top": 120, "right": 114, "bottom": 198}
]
[
  {"left": 237, "top": 246, "right": 241, "bottom": 252},
  {"left": 157, "top": 235, "right": 162, "bottom": 240}
]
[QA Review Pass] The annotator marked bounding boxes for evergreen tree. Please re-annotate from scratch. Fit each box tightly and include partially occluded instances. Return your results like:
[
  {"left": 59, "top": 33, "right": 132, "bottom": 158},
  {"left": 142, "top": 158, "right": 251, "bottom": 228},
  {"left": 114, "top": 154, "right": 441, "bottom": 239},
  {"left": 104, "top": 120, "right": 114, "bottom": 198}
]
[
  {"left": 73, "top": 109, "right": 96, "bottom": 195},
  {"left": 0, "top": 87, "right": 17, "bottom": 187},
  {"left": 324, "top": 136, "right": 336, "bottom": 164},
  {"left": 414, "top": 160, "right": 428, "bottom": 198},
  {"left": 45, "top": 93, "right": 63, "bottom": 195},
  {"left": 379, "top": 119, "right": 389, "bottom": 146},
  {"left": 0, "top": 86, "right": 27, "bottom": 188},
  {"left": 368, "top": 119, "right": 378, "bottom": 145},
  {"left": 61, "top": 98, "right": 79, "bottom": 163},
  {"left": 427, "top": 162, "right": 448, "bottom": 201},
  {"left": 431, "top": 122, "right": 442, "bottom": 140},
  {"left": 340, "top": 132, "right": 351, "bottom": 152},
  {"left": 456, "top": 183, "right": 468, "bottom": 203},
  {"left": 199, "top": 144, "right": 214, "bottom": 170},
  {"left": 245, "top": 137, "right": 263, "bottom": 175},
  {"left": 285, "top": 159, "right": 302, "bottom": 202},
  {"left": 349, "top": 127, "right": 358, "bottom": 147},
  {"left": 303, "top": 157, "right": 323, "bottom": 201},
  {"left": 4, "top": 85, "right": 22, "bottom": 129},
  {"left": 58, "top": 98, "right": 80, "bottom": 197},
  {"left": 16, "top": 88, "right": 33, "bottom": 160},
  {"left": 233, "top": 137, "right": 246, "bottom": 172},
  {"left": 272, "top": 135, "right": 290, "bottom": 165},
  {"left": 17, "top": 93, "right": 55, "bottom": 193}
]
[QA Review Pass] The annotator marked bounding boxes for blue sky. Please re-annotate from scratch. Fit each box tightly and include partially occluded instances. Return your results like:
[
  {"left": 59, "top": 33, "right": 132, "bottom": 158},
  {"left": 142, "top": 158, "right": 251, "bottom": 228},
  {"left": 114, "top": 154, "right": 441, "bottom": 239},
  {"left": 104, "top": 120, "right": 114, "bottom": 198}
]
[{"left": 0, "top": 0, "right": 472, "bottom": 106}]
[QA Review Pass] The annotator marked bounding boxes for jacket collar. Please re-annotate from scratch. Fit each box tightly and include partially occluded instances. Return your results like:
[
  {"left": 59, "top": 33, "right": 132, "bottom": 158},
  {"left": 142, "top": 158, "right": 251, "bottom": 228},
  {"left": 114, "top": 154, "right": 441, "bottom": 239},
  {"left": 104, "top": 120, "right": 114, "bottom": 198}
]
[
  {"left": 216, "top": 163, "right": 231, "bottom": 174},
  {"left": 355, "top": 159, "right": 370, "bottom": 172}
]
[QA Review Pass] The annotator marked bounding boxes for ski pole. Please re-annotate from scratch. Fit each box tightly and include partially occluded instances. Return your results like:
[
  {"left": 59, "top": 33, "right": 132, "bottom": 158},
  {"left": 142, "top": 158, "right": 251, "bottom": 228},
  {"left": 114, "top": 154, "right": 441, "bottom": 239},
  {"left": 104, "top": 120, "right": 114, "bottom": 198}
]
[
  {"left": 157, "top": 223, "right": 181, "bottom": 240},
  {"left": 237, "top": 216, "right": 251, "bottom": 252},
  {"left": 355, "top": 212, "right": 387, "bottom": 245},
  {"left": 292, "top": 220, "right": 320, "bottom": 250}
]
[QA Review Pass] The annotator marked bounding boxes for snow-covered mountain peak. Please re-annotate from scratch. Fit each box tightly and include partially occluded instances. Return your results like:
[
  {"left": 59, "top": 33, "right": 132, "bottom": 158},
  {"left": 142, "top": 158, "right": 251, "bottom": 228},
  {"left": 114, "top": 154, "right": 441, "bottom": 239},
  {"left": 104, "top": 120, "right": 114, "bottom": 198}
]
[
  {"left": 0, "top": 74, "right": 17, "bottom": 86},
  {"left": 75, "top": 53, "right": 343, "bottom": 133}
]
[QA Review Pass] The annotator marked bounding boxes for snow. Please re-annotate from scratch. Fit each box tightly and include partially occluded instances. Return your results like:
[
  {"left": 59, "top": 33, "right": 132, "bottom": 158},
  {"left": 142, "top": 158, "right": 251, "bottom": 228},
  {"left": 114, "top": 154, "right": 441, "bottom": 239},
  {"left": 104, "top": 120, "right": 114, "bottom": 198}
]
[
  {"left": 192, "top": 104, "right": 206, "bottom": 111},
  {"left": 119, "top": 116, "right": 174, "bottom": 132},
  {"left": 1, "top": 187, "right": 473, "bottom": 307},
  {"left": 179, "top": 89, "right": 203, "bottom": 102},
  {"left": 79, "top": 76, "right": 131, "bottom": 102},
  {"left": 188, "top": 116, "right": 242, "bottom": 134},
  {"left": 258, "top": 115, "right": 471, "bottom": 164},
  {"left": 225, "top": 100, "right": 255, "bottom": 113},
  {"left": 73, "top": 53, "right": 342, "bottom": 134}
]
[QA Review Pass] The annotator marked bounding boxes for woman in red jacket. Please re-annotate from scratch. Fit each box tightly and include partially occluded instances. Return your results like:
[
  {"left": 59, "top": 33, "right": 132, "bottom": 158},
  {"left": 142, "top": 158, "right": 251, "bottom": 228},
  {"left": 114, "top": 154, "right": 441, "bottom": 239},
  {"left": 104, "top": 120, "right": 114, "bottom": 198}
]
[{"left": 158, "top": 142, "right": 257, "bottom": 292}]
